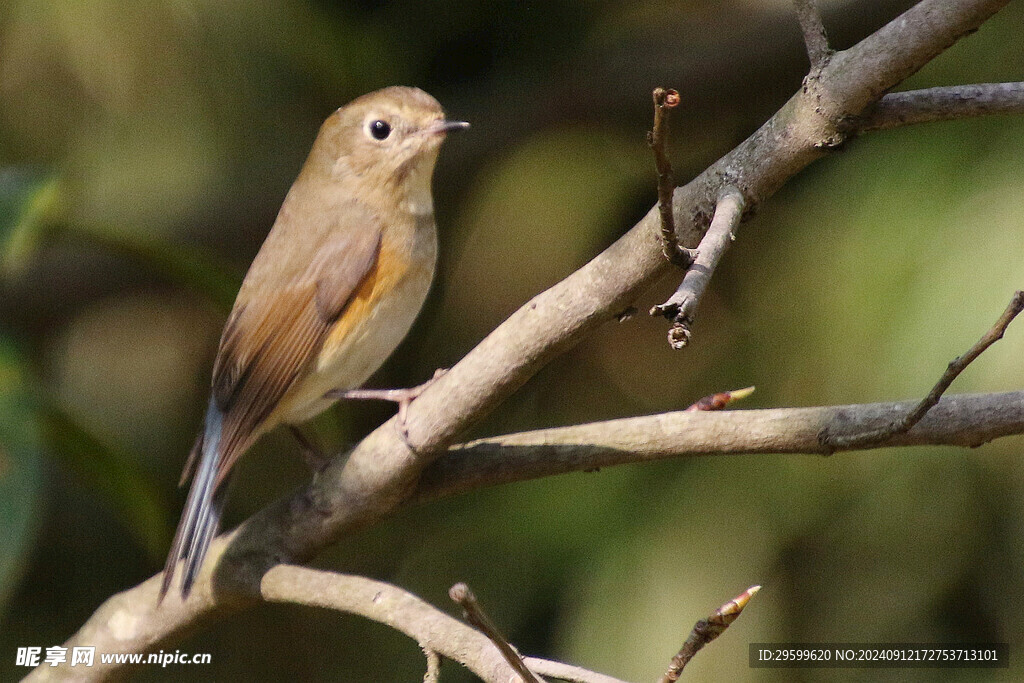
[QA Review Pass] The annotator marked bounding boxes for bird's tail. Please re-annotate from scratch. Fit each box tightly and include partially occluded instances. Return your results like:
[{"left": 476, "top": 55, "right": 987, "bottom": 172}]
[{"left": 159, "top": 398, "right": 227, "bottom": 601}]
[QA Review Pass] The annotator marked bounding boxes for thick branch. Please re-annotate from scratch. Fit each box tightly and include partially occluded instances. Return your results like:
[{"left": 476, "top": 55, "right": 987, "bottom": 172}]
[
  {"left": 33, "top": 1, "right": 1016, "bottom": 679},
  {"left": 650, "top": 189, "right": 745, "bottom": 348},
  {"left": 820, "top": 1, "right": 1009, "bottom": 118},
  {"left": 260, "top": 566, "right": 627, "bottom": 683},
  {"left": 864, "top": 82, "right": 1024, "bottom": 131},
  {"left": 413, "top": 391, "right": 1024, "bottom": 503}
]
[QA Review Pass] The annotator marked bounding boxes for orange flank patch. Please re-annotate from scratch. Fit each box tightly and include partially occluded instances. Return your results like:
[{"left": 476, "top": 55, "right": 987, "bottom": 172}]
[{"left": 321, "top": 237, "right": 411, "bottom": 358}]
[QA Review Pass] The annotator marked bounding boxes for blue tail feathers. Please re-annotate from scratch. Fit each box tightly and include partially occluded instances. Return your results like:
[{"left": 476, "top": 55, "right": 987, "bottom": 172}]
[{"left": 159, "top": 398, "right": 227, "bottom": 601}]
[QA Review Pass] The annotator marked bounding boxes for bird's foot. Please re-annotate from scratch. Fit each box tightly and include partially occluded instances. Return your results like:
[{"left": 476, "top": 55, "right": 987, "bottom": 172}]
[{"left": 326, "top": 369, "right": 447, "bottom": 447}]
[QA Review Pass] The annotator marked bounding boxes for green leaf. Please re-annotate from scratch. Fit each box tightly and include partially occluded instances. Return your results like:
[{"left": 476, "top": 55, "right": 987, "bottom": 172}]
[
  {"left": 0, "top": 336, "right": 45, "bottom": 612},
  {"left": 40, "top": 405, "right": 170, "bottom": 561},
  {"left": 56, "top": 222, "right": 242, "bottom": 312},
  {"left": 0, "top": 331, "right": 168, "bottom": 566},
  {"left": 0, "top": 169, "right": 61, "bottom": 278},
  {"left": 1, "top": 166, "right": 241, "bottom": 311}
]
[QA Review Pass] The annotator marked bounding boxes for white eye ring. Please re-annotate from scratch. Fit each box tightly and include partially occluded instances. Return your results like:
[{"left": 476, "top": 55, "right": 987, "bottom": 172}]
[{"left": 366, "top": 119, "right": 392, "bottom": 141}]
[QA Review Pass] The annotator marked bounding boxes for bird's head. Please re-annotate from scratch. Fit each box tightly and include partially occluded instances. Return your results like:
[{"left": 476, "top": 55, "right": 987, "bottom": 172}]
[{"left": 314, "top": 86, "right": 468, "bottom": 193}]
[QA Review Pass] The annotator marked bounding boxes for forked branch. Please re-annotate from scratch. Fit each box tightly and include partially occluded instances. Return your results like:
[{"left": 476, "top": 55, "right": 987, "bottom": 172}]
[
  {"left": 650, "top": 189, "right": 745, "bottom": 348},
  {"left": 261, "top": 566, "right": 625, "bottom": 683},
  {"left": 820, "top": 291, "right": 1024, "bottom": 452}
]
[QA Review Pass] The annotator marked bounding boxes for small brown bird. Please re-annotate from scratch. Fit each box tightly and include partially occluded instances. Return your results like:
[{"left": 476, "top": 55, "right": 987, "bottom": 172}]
[{"left": 160, "top": 87, "right": 467, "bottom": 599}]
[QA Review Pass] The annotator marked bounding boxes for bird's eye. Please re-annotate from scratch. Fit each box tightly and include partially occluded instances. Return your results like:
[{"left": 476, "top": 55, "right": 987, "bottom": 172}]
[{"left": 368, "top": 120, "right": 391, "bottom": 140}]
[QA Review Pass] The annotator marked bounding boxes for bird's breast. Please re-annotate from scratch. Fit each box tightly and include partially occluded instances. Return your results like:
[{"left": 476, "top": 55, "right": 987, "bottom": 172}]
[{"left": 273, "top": 216, "right": 438, "bottom": 425}]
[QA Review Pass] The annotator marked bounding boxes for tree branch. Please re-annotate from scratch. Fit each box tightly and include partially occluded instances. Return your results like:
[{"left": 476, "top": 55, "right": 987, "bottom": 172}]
[
  {"left": 650, "top": 188, "right": 745, "bottom": 348},
  {"left": 449, "top": 582, "right": 544, "bottom": 683},
  {"left": 31, "top": 1, "right": 1018, "bottom": 679},
  {"left": 260, "top": 566, "right": 626, "bottom": 683},
  {"left": 519, "top": 659, "right": 630, "bottom": 683},
  {"left": 863, "top": 82, "right": 1024, "bottom": 131},
  {"left": 793, "top": 0, "right": 832, "bottom": 68},
  {"left": 413, "top": 391, "right": 1024, "bottom": 504},
  {"left": 423, "top": 647, "right": 441, "bottom": 683},
  {"left": 648, "top": 87, "right": 695, "bottom": 267},
  {"left": 821, "top": 291, "right": 1024, "bottom": 451},
  {"left": 658, "top": 585, "right": 760, "bottom": 682}
]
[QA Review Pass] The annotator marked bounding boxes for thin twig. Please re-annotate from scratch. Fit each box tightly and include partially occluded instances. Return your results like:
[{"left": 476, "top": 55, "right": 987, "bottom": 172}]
[
  {"left": 648, "top": 87, "right": 695, "bottom": 267},
  {"left": 821, "top": 291, "right": 1024, "bottom": 451},
  {"left": 450, "top": 583, "right": 545, "bottom": 683},
  {"left": 658, "top": 585, "right": 761, "bottom": 683},
  {"left": 863, "top": 82, "right": 1024, "bottom": 131},
  {"left": 794, "top": 0, "right": 832, "bottom": 67},
  {"left": 651, "top": 189, "right": 745, "bottom": 348},
  {"left": 685, "top": 386, "right": 755, "bottom": 412},
  {"left": 423, "top": 647, "right": 441, "bottom": 683}
]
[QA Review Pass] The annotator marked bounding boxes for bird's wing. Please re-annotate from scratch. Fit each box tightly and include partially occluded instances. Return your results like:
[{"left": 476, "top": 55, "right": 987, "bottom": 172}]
[
  {"left": 165, "top": 215, "right": 381, "bottom": 598},
  {"left": 204, "top": 218, "right": 382, "bottom": 484}
]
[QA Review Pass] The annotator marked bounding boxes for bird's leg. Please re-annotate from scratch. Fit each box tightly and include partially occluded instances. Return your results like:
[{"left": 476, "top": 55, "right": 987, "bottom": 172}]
[
  {"left": 287, "top": 425, "right": 329, "bottom": 471},
  {"left": 326, "top": 369, "right": 447, "bottom": 445}
]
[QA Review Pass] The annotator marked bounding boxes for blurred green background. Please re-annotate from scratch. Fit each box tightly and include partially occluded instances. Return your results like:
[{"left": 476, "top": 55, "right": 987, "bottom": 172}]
[{"left": 2, "top": 0, "right": 1023, "bottom": 680}]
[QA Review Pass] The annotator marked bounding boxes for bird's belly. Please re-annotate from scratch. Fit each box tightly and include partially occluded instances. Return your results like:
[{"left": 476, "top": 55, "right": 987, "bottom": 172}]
[{"left": 274, "top": 263, "right": 434, "bottom": 425}]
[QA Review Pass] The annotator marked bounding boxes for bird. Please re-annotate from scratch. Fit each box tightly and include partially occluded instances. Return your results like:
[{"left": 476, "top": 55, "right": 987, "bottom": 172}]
[{"left": 160, "top": 86, "right": 467, "bottom": 600}]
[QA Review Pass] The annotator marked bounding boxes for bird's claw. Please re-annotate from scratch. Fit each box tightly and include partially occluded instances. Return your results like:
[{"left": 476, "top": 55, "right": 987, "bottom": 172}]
[{"left": 327, "top": 368, "right": 449, "bottom": 450}]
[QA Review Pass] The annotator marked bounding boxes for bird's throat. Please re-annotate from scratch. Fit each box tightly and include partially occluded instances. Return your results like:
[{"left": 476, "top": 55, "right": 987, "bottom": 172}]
[{"left": 396, "top": 151, "right": 440, "bottom": 217}]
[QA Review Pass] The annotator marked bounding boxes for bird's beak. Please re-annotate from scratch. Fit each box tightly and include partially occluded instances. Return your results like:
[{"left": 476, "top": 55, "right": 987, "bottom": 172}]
[{"left": 423, "top": 120, "right": 470, "bottom": 136}]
